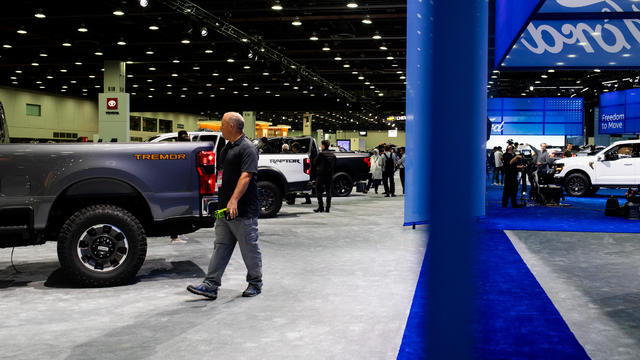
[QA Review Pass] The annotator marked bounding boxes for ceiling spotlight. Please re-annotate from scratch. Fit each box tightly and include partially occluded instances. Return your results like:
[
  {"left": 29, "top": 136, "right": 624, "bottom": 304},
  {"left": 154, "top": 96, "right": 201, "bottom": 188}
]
[
  {"left": 200, "top": 27, "right": 208, "bottom": 37},
  {"left": 171, "top": 73, "right": 179, "bottom": 77},
  {"left": 379, "top": 45, "right": 388, "bottom": 50},
  {"left": 248, "top": 51, "right": 255, "bottom": 59},
  {"left": 343, "top": 63, "right": 351, "bottom": 68},
  {"left": 40, "top": 53, "right": 48, "bottom": 57},
  {"left": 362, "top": 15, "right": 372, "bottom": 24},
  {"left": 149, "top": 25, "right": 159, "bottom": 30},
  {"left": 62, "top": 42, "right": 72, "bottom": 47},
  {"left": 139, "top": 0, "right": 149, "bottom": 7},
  {"left": 322, "top": 44, "right": 331, "bottom": 51},
  {"left": 386, "top": 55, "right": 394, "bottom": 60},
  {"left": 181, "top": 39, "right": 191, "bottom": 44},
  {"left": 117, "top": 40, "right": 127, "bottom": 46},
  {"left": 334, "top": 55, "right": 342, "bottom": 61},
  {"left": 34, "top": 10, "right": 46, "bottom": 18},
  {"left": 2, "top": 44, "right": 11, "bottom": 49},
  {"left": 243, "top": 65, "right": 251, "bottom": 69},
  {"left": 17, "top": 28, "right": 28, "bottom": 35},
  {"left": 226, "top": 58, "right": 235, "bottom": 63},
  {"left": 309, "top": 33, "right": 319, "bottom": 41},
  {"left": 204, "top": 49, "right": 213, "bottom": 54},
  {"left": 113, "top": 10, "right": 125, "bottom": 16},
  {"left": 31, "top": 62, "right": 39, "bottom": 66},
  {"left": 172, "top": 59, "right": 180, "bottom": 63},
  {"left": 372, "top": 32, "right": 382, "bottom": 40},
  {"left": 347, "top": 1, "right": 359, "bottom": 8},
  {"left": 145, "top": 49, "right": 154, "bottom": 55},
  {"left": 271, "top": 0, "right": 283, "bottom": 10},
  {"left": 77, "top": 25, "right": 88, "bottom": 32},
  {"left": 292, "top": 17, "right": 302, "bottom": 26}
]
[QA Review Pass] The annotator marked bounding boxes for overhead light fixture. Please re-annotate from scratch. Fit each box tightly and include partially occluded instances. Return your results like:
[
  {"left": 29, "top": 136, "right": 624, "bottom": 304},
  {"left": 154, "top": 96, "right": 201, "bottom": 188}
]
[
  {"left": 34, "top": 10, "right": 46, "bottom": 18},
  {"left": 145, "top": 49, "right": 154, "bottom": 55},
  {"left": 171, "top": 73, "right": 179, "bottom": 77},
  {"left": 172, "top": 59, "right": 180, "bottom": 63},
  {"left": 113, "top": 10, "right": 125, "bottom": 16},
  {"left": 372, "top": 32, "right": 382, "bottom": 40},
  {"left": 362, "top": 15, "right": 372, "bottom": 24},
  {"left": 309, "top": 33, "right": 319, "bottom": 41},
  {"left": 322, "top": 44, "right": 331, "bottom": 51},
  {"left": 292, "top": 17, "right": 302, "bottom": 26},
  {"left": 149, "top": 67, "right": 156, "bottom": 71},
  {"left": 60, "top": 69, "right": 67, "bottom": 72},
  {"left": 244, "top": 65, "right": 251, "bottom": 69},
  {"left": 62, "top": 42, "right": 72, "bottom": 47},
  {"left": 347, "top": 1, "right": 359, "bottom": 8},
  {"left": 149, "top": 25, "right": 159, "bottom": 30},
  {"left": 386, "top": 55, "right": 394, "bottom": 60},
  {"left": 334, "top": 55, "right": 342, "bottom": 61},
  {"left": 40, "top": 53, "right": 48, "bottom": 57},
  {"left": 227, "top": 77, "right": 234, "bottom": 81},
  {"left": 75, "top": 62, "right": 82, "bottom": 65},
  {"left": 204, "top": 49, "right": 213, "bottom": 54},
  {"left": 541, "top": 74, "right": 548, "bottom": 78},
  {"left": 241, "top": 38, "right": 249, "bottom": 43},
  {"left": 117, "top": 40, "right": 126, "bottom": 46},
  {"left": 271, "top": 0, "right": 283, "bottom": 10},
  {"left": 139, "top": 0, "right": 149, "bottom": 7},
  {"left": 379, "top": 45, "right": 388, "bottom": 50},
  {"left": 17, "top": 28, "right": 28, "bottom": 35},
  {"left": 181, "top": 39, "right": 191, "bottom": 44},
  {"left": 262, "top": 72, "right": 270, "bottom": 76},
  {"left": 529, "top": 86, "right": 534, "bottom": 91},
  {"left": 77, "top": 25, "right": 88, "bottom": 32},
  {"left": 95, "top": 50, "right": 104, "bottom": 55},
  {"left": 594, "top": 69, "right": 601, "bottom": 72},
  {"left": 226, "top": 58, "right": 235, "bottom": 62},
  {"left": 2, "top": 44, "right": 11, "bottom": 48},
  {"left": 31, "top": 62, "right": 39, "bottom": 66},
  {"left": 201, "top": 27, "right": 208, "bottom": 37},
  {"left": 343, "top": 63, "right": 351, "bottom": 68}
]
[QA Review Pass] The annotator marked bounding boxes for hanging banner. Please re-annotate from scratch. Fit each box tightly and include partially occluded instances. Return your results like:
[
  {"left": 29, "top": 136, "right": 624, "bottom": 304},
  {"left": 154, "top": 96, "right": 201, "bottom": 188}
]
[{"left": 496, "top": 0, "right": 640, "bottom": 68}]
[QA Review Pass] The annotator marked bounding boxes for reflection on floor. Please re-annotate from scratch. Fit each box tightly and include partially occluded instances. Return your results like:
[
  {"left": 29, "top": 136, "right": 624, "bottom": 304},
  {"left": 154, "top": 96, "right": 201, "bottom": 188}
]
[{"left": 0, "top": 191, "right": 424, "bottom": 360}]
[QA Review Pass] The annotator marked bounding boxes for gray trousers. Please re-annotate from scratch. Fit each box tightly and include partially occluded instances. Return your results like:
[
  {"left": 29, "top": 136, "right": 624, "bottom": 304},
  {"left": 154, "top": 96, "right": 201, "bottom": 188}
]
[{"left": 204, "top": 216, "right": 262, "bottom": 289}]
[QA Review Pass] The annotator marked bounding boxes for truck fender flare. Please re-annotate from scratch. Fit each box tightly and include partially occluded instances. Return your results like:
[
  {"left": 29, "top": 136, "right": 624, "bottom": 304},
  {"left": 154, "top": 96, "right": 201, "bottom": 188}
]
[
  {"left": 257, "top": 167, "right": 288, "bottom": 193},
  {"left": 63, "top": 178, "right": 140, "bottom": 197}
]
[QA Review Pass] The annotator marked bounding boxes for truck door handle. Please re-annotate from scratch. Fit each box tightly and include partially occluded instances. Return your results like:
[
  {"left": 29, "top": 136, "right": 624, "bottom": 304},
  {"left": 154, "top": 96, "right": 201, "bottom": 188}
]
[{"left": 624, "top": 163, "right": 633, "bottom": 166}]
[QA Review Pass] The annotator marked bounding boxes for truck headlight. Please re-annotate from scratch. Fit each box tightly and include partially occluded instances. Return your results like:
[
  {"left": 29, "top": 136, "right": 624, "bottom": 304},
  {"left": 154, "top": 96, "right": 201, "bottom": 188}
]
[{"left": 554, "top": 164, "right": 564, "bottom": 174}]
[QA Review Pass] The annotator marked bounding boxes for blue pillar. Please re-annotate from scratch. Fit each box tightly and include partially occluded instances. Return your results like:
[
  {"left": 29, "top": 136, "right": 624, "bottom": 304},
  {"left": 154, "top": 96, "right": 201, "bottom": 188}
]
[
  {"left": 404, "top": 0, "right": 431, "bottom": 226},
  {"left": 406, "top": 0, "right": 488, "bottom": 357}
]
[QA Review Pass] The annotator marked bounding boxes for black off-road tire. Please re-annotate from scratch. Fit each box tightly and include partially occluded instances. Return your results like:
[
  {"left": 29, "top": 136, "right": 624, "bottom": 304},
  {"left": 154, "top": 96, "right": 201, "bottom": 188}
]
[
  {"left": 564, "top": 173, "right": 590, "bottom": 197},
  {"left": 57, "top": 205, "right": 147, "bottom": 287},
  {"left": 332, "top": 172, "right": 353, "bottom": 197},
  {"left": 258, "top": 181, "right": 282, "bottom": 218}
]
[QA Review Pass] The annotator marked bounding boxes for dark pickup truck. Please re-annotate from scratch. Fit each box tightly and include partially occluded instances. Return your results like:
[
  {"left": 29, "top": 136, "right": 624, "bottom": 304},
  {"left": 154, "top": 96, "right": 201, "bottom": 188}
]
[
  {"left": 263, "top": 136, "right": 370, "bottom": 196},
  {"left": 0, "top": 102, "right": 219, "bottom": 286}
]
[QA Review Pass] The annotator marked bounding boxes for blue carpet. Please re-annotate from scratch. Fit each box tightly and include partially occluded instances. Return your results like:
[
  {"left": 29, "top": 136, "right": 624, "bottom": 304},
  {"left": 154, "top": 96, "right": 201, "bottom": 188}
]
[
  {"left": 398, "top": 227, "right": 590, "bottom": 359},
  {"left": 481, "top": 185, "right": 640, "bottom": 233},
  {"left": 398, "top": 185, "right": 640, "bottom": 359}
]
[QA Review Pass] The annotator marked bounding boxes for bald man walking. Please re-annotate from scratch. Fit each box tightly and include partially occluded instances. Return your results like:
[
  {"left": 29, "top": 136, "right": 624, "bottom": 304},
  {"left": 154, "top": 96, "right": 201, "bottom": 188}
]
[{"left": 187, "top": 112, "right": 263, "bottom": 299}]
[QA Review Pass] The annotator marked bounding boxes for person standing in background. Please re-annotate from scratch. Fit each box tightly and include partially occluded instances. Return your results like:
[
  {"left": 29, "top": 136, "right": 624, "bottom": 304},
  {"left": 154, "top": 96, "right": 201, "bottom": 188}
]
[
  {"left": 312, "top": 140, "right": 336, "bottom": 213},
  {"left": 366, "top": 148, "right": 383, "bottom": 194},
  {"left": 397, "top": 148, "right": 405, "bottom": 194}
]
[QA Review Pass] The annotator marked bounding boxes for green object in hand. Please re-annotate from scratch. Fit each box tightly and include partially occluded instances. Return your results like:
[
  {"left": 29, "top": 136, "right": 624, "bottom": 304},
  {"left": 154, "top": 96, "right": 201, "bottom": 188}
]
[{"left": 214, "top": 208, "right": 228, "bottom": 219}]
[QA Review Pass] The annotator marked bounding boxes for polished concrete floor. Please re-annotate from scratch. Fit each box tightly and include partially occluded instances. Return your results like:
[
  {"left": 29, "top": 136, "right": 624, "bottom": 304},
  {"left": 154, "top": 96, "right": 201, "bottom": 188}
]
[
  {"left": 0, "top": 190, "right": 426, "bottom": 360},
  {"left": 4, "top": 186, "right": 640, "bottom": 359}
]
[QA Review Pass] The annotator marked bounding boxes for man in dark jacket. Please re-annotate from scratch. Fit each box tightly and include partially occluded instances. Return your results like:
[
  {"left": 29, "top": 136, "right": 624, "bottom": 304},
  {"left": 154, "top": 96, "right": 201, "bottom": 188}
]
[
  {"left": 382, "top": 146, "right": 396, "bottom": 197},
  {"left": 502, "top": 145, "right": 523, "bottom": 208},
  {"left": 313, "top": 140, "right": 336, "bottom": 213}
]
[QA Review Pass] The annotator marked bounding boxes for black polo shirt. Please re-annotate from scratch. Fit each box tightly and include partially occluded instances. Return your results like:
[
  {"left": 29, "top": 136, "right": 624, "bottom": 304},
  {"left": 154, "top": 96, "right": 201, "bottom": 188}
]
[{"left": 219, "top": 134, "right": 259, "bottom": 218}]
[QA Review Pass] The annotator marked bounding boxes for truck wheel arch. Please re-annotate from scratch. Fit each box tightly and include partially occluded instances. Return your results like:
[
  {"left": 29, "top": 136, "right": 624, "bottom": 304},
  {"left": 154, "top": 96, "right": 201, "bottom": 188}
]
[
  {"left": 46, "top": 178, "right": 153, "bottom": 238},
  {"left": 257, "top": 168, "right": 287, "bottom": 194}
]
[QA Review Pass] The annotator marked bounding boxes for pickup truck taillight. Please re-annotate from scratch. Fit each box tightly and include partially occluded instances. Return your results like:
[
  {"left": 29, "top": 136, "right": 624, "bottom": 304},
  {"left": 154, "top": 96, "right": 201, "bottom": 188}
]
[
  {"left": 197, "top": 151, "right": 216, "bottom": 195},
  {"left": 304, "top": 157, "right": 311, "bottom": 175},
  {"left": 364, "top": 157, "right": 371, "bottom": 168}
]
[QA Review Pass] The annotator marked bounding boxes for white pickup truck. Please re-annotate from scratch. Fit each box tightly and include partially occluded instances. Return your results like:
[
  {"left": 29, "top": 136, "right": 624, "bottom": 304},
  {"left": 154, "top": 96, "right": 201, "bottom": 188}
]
[
  {"left": 554, "top": 139, "right": 640, "bottom": 197},
  {"left": 149, "top": 131, "right": 310, "bottom": 217}
]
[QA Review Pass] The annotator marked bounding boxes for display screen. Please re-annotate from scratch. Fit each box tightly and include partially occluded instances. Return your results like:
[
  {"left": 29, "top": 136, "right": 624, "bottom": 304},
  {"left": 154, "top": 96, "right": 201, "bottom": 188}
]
[
  {"left": 488, "top": 97, "right": 583, "bottom": 136},
  {"left": 336, "top": 139, "right": 351, "bottom": 151},
  {"left": 599, "top": 89, "right": 640, "bottom": 134}
]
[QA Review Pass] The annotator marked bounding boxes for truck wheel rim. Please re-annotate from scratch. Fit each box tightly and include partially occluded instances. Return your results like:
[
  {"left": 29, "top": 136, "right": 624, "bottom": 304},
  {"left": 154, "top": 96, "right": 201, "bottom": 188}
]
[
  {"left": 259, "top": 188, "right": 275, "bottom": 212},
  {"left": 76, "top": 224, "right": 129, "bottom": 272},
  {"left": 335, "top": 177, "right": 350, "bottom": 195},
  {"left": 568, "top": 177, "right": 585, "bottom": 193}
]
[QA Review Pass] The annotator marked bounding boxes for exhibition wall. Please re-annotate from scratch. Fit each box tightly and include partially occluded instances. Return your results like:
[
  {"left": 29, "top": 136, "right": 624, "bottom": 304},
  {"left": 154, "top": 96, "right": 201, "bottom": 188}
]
[
  {"left": 289, "top": 129, "right": 405, "bottom": 150},
  {"left": 0, "top": 86, "right": 98, "bottom": 140},
  {"left": 599, "top": 88, "right": 640, "bottom": 134},
  {"left": 489, "top": 97, "right": 584, "bottom": 136}
]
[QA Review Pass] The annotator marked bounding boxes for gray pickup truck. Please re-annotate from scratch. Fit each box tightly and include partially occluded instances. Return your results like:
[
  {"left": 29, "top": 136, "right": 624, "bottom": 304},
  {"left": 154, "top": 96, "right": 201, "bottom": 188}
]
[{"left": 0, "top": 103, "right": 218, "bottom": 286}]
